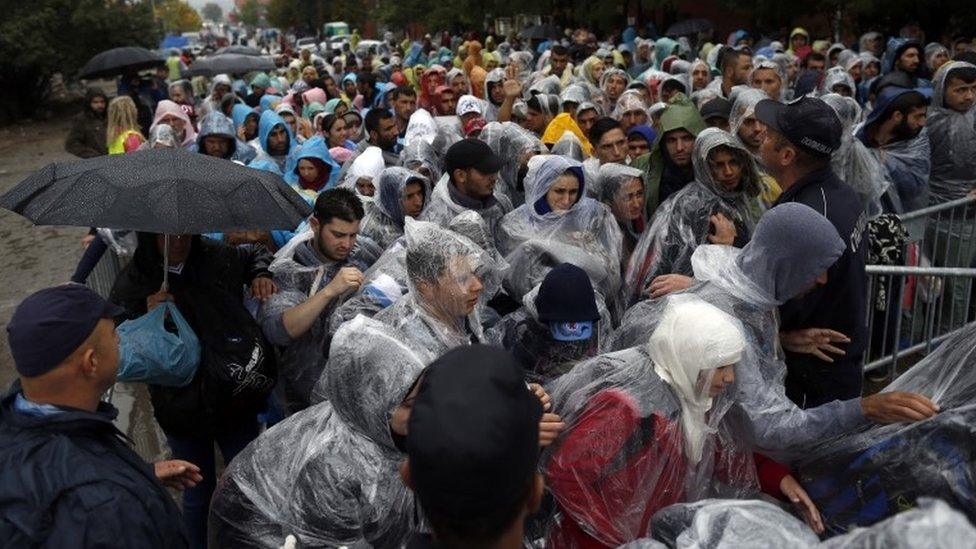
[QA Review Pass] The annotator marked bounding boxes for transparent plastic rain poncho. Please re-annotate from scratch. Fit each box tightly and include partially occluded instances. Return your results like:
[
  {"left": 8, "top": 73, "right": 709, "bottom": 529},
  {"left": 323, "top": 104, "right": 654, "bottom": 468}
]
[
  {"left": 729, "top": 88, "right": 769, "bottom": 141},
  {"left": 821, "top": 93, "right": 889, "bottom": 219},
  {"left": 926, "top": 61, "right": 976, "bottom": 204},
  {"left": 479, "top": 121, "right": 545, "bottom": 206},
  {"left": 560, "top": 83, "right": 591, "bottom": 107},
  {"left": 403, "top": 108, "right": 439, "bottom": 148},
  {"left": 550, "top": 132, "right": 586, "bottom": 162},
  {"left": 749, "top": 60, "right": 788, "bottom": 101},
  {"left": 370, "top": 218, "right": 503, "bottom": 358},
  {"left": 208, "top": 316, "right": 423, "bottom": 548},
  {"left": 328, "top": 210, "right": 507, "bottom": 335},
  {"left": 649, "top": 499, "right": 819, "bottom": 548},
  {"left": 483, "top": 68, "right": 505, "bottom": 121},
  {"left": 419, "top": 171, "right": 514, "bottom": 239},
  {"left": 485, "top": 282, "right": 612, "bottom": 385},
  {"left": 596, "top": 163, "right": 646, "bottom": 260},
  {"left": 856, "top": 123, "right": 931, "bottom": 213},
  {"left": 820, "top": 498, "right": 976, "bottom": 549},
  {"left": 400, "top": 139, "right": 442, "bottom": 183},
  {"left": 613, "top": 91, "right": 650, "bottom": 121},
  {"left": 542, "top": 296, "right": 761, "bottom": 548},
  {"left": 795, "top": 322, "right": 976, "bottom": 535},
  {"left": 495, "top": 155, "right": 623, "bottom": 303},
  {"left": 625, "top": 128, "right": 762, "bottom": 304},
  {"left": 820, "top": 66, "right": 857, "bottom": 96},
  {"left": 359, "top": 167, "right": 432, "bottom": 249},
  {"left": 256, "top": 230, "right": 379, "bottom": 414},
  {"left": 610, "top": 203, "right": 867, "bottom": 457},
  {"left": 529, "top": 74, "right": 563, "bottom": 96}
]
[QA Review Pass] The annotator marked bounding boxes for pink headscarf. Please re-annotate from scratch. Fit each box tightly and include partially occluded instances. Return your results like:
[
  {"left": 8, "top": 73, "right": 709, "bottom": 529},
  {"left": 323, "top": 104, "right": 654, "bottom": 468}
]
[
  {"left": 150, "top": 100, "right": 197, "bottom": 146},
  {"left": 302, "top": 87, "right": 328, "bottom": 106}
]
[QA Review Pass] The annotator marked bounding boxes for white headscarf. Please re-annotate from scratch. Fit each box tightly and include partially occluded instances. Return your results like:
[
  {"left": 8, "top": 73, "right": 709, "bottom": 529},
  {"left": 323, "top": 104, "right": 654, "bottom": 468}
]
[{"left": 647, "top": 295, "right": 746, "bottom": 463}]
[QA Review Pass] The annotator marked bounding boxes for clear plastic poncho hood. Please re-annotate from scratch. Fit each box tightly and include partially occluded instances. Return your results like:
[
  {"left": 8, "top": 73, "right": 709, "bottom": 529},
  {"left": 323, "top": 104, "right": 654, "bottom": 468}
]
[
  {"left": 926, "top": 61, "right": 976, "bottom": 204},
  {"left": 821, "top": 93, "right": 888, "bottom": 218},
  {"left": 359, "top": 167, "right": 432, "bottom": 249}
]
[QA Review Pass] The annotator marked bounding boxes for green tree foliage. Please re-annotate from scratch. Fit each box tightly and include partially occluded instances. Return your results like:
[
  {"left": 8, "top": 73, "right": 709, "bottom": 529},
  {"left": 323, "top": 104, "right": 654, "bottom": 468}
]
[
  {"left": 201, "top": 2, "right": 223, "bottom": 22},
  {"left": 239, "top": 0, "right": 262, "bottom": 27},
  {"left": 0, "top": 0, "right": 157, "bottom": 121},
  {"left": 156, "top": 0, "right": 203, "bottom": 33}
]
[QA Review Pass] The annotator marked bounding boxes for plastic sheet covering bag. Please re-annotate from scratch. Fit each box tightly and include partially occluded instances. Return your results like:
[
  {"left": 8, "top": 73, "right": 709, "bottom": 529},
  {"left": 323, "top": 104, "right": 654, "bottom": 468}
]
[
  {"left": 117, "top": 302, "right": 200, "bottom": 387},
  {"left": 820, "top": 498, "right": 976, "bottom": 549},
  {"left": 795, "top": 322, "right": 976, "bottom": 536},
  {"left": 496, "top": 155, "right": 623, "bottom": 303},
  {"left": 821, "top": 93, "right": 888, "bottom": 219},
  {"left": 649, "top": 499, "right": 819, "bottom": 548},
  {"left": 479, "top": 121, "right": 545, "bottom": 206},
  {"left": 625, "top": 128, "right": 761, "bottom": 304},
  {"left": 542, "top": 295, "right": 761, "bottom": 548},
  {"left": 208, "top": 315, "right": 424, "bottom": 548},
  {"left": 485, "top": 282, "right": 612, "bottom": 384},
  {"left": 371, "top": 218, "right": 503, "bottom": 358},
  {"left": 927, "top": 61, "right": 976, "bottom": 204}
]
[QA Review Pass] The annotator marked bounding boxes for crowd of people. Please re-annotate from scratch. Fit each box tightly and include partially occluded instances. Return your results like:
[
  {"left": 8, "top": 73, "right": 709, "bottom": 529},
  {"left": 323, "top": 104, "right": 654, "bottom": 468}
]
[{"left": 2, "top": 16, "right": 976, "bottom": 549}]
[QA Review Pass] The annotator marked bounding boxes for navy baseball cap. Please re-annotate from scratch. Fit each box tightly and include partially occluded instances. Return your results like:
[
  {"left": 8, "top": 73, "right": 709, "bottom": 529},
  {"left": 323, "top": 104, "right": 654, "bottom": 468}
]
[
  {"left": 7, "top": 284, "right": 123, "bottom": 378},
  {"left": 407, "top": 345, "right": 542, "bottom": 520},
  {"left": 444, "top": 138, "right": 505, "bottom": 175},
  {"left": 754, "top": 96, "right": 842, "bottom": 158}
]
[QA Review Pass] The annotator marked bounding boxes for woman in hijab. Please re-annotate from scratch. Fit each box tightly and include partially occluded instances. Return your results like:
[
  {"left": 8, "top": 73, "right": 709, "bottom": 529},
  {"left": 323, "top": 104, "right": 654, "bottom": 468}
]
[
  {"left": 496, "top": 155, "right": 623, "bottom": 304},
  {"left": 343, "top": 110, "right": 365, "bottom": 143},
  {"left": 543, "top": 295, "right": 823, "bottom": 548},
  {"left": 284, "top": 136, "right": 341, "bottom": 203}
]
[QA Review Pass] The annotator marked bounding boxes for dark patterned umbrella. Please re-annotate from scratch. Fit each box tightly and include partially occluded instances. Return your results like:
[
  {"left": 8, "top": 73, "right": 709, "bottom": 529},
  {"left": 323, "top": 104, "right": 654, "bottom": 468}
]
[
  {"left": 79, "top": 47, "right": 165, "bottom": 79},
  {"left": 184, "top": 54, "right": 276, "bottom": 77},
  {"left": 0, "top": 147, "right": 311, "bottom": 234},
  {"left": 215, "top": 45, "right": 263, "bottom": 56}
]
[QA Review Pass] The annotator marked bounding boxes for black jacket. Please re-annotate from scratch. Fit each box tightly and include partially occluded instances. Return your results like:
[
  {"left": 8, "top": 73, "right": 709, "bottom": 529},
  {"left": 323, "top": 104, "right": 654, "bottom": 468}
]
[
  {"left": 776, "top": 167, "right": 869, "bottom": 375},
  {"left": 0, "top": 388, "right": 187, "bottom": 548},
  {"left": 110, "top": 234, "right": 274, "bottom": 437},
  {"left": 64, "top": 89, "right": 108, "bottom": 158}
]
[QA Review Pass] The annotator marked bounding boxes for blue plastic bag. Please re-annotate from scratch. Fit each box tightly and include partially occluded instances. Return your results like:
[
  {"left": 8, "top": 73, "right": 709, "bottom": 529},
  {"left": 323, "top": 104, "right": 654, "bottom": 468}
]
[{"left": 117, "top": 302, "right": 200, "bottom": 387}]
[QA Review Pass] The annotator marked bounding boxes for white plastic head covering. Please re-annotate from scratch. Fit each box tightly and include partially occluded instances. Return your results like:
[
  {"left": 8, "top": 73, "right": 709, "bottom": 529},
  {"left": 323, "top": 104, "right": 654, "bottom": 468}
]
[
  {"left": 456, "top": 94, "right": 484, "bottom": 117},
  {"left": 404, "top": 109, "right": 438, "bottom": 146},
  {"left": 647, "top": 295, "right": 747, "bottom": 463},
  {"left": 343, "top": 146, "right": 386, "bottom": 204}
]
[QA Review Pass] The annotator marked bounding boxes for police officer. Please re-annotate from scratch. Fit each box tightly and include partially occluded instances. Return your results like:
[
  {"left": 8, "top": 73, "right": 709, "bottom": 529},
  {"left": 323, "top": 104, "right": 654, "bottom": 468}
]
[{"left": 755, "top": 97, "right": 869, "bottom": 407}]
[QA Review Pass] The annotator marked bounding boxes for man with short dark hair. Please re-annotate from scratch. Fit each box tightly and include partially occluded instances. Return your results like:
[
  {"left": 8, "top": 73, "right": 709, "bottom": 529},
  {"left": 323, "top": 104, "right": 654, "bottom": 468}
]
[
  {"left": 391, "top": 86, "right": 418, "bottom": 138},
  {"left": 259, "top": 188, "right": 374, "bottom": 413},
  {"left": 588, "top": 117, "right": 628, "bottom": 165},
  {"left": 0, "top": 285, "right": 199, "bottom": 547},
  {"left": 802, "top": 51, "right": 826, "bottom": 71},
  {"left": 401, "top": 345, "right": 544, "bottom": 549},
  {"left": 755, "top": 97, "right": 868, "bottom": 407},
  {"left": 546, "top": 44, "right": 573, "bottom": 86},
  {"left": 336, "top": 109, "right": 400, "bottom": 183},
  {"left": 421, "top": 138, "right": 513, "bottom": 238},
  {"left": 718, "top": 46, "right": 754, "bottom": 98},
  {"left": 855, "top": 87, "right": 931, "bottom": 212}
]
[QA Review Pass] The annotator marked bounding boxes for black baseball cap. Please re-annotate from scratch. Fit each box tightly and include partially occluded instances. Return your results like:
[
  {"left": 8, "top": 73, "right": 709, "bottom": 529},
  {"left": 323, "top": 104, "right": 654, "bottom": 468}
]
[
  {"left": 443, "top": 138, "right": 505, "bottom": 176},
  {"left": 7, "top": 284, "right": 124, "bottom": 378},
  {"left": 407, "top": 345, "right": 543, "bottom": 520},
  {"left": 754, "top": 96, "right": 842, "bottom": 158}
]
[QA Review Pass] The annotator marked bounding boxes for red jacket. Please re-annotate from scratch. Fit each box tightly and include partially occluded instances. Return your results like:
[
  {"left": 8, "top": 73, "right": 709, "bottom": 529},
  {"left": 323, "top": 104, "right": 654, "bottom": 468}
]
[{"left": 546, "top": 388, "right": 790, "bottom": 548}]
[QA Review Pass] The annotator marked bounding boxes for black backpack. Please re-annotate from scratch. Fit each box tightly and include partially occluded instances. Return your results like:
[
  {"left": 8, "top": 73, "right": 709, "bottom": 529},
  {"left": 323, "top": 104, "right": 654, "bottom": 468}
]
[{"left": 191, "top": 289, "right": 277, "bottom": 405}]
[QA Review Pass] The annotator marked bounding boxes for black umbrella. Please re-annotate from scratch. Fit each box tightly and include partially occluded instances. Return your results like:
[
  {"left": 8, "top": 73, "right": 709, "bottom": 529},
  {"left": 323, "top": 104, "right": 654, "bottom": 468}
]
[
  {"left": 215, "top": 45, "right": 263, "bottom": 56},
  {"left": 79, "top": 47, "right": 165, "bottom": 79},
  {"left": 183, "top": 54, "right": 276, "bottom": 77},
  {"left": 519, "top": 24, "right": 561, "bottom": 40},
  {"left": 0, "top": 148, "right": 311, "bottom": 235},
  {"left": 665, "top": 18, "right": 714, "bottom": 38}
]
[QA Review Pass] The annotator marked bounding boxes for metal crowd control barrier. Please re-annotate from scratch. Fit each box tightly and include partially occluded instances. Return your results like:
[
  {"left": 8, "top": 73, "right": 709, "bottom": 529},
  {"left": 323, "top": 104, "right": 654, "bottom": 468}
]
[{"left": 864, "top": 195, "right": 976, "bottom": 377}]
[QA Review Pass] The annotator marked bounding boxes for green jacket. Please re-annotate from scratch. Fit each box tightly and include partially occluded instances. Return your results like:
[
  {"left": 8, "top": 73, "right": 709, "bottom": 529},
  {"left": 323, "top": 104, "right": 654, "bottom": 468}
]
[{"left": 636, "top": 93, "right": 707, "bottom": 219}]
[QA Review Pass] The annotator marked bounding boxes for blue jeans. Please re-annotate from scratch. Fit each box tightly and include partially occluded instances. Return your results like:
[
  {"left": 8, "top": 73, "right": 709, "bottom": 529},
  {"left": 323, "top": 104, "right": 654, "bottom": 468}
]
[{"left": 167, "top": 422, "right": 260, "bottom": 549}]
